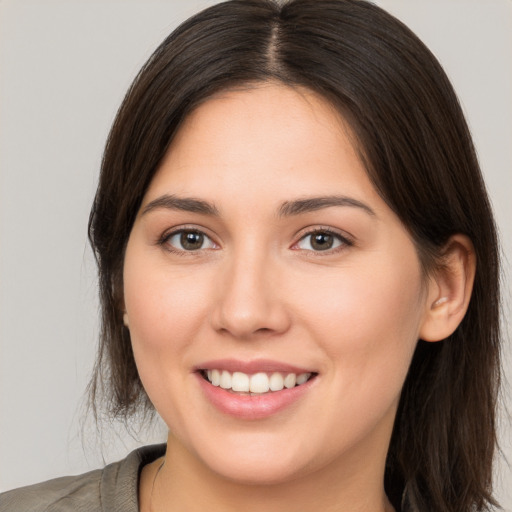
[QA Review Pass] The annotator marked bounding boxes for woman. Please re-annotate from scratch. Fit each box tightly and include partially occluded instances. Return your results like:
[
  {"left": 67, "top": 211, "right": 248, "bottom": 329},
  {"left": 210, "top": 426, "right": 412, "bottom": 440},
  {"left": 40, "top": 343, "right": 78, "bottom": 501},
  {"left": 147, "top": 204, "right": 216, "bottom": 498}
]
[{"left": 0, "top": 0, "right": 502, "bottom": 511}]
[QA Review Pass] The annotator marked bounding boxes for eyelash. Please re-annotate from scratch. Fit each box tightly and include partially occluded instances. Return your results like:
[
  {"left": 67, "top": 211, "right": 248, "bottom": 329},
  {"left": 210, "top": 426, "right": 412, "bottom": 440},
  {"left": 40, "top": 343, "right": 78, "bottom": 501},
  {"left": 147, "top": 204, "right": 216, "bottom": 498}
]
[
  {"left": 292, "top": 227, "right": 353, "bottom": 255},
  {"left": 158, "top": 226, "right": 353, "bottom": 256},
  {"left": 158, "top": 226, "right": 217, "bottom": 256}
]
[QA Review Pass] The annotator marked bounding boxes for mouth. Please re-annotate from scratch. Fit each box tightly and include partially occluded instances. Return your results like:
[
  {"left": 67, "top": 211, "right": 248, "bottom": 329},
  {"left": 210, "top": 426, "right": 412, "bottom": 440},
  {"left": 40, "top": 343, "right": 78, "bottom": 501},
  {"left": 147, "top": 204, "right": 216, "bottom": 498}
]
[
  {"left": 199, "top": 369, "right": 316, "bottom": 395},
  {"left": 194, "top": 359, "right": 318, "bottom": 419}
]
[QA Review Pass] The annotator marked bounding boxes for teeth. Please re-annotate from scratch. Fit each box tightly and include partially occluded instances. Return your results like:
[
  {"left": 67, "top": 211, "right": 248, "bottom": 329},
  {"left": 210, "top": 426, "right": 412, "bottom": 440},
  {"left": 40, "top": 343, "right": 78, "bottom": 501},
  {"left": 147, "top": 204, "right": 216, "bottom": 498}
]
[
  {"left": 296, "top": 373, "right": 309, "bottom": 385},
  {"left": 211, "top": 369, "right": 220, "bottom": 386},
  {"left": 250, "top": 372, "right": 269, "bottom": 393},
  {"left": 220, "top": 370, "right": 231, "bottom": 389},
  {"left": 269, "top": 372, "right": 284, "bottom": 391},
  {"left": 231, "top": 372, "right": 250, "bottom": 392},
  {"left": 284, "top": 373, "right": 296, "bottom": 389},
  {"left": 204, "top": 370, "right": 312, "bottom": 394}
]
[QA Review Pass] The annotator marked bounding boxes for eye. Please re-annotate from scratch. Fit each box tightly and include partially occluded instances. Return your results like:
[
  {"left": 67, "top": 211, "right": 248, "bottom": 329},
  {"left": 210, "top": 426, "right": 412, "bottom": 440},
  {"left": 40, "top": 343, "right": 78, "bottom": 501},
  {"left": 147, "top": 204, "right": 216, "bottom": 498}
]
[
  {"left": 164, "top": 229, "right": 217, "bottom": 252},
  {"left": 295, "top": 229, "right": 350, "bottom": 252}
]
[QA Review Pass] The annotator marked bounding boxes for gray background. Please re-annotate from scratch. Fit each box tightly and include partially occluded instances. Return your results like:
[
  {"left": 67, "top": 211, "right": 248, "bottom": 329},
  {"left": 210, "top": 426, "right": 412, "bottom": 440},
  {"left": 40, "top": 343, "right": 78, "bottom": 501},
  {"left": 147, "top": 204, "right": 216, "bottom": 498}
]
[{"left": 1, "top": 0, "right": 511, "bottom": 508}]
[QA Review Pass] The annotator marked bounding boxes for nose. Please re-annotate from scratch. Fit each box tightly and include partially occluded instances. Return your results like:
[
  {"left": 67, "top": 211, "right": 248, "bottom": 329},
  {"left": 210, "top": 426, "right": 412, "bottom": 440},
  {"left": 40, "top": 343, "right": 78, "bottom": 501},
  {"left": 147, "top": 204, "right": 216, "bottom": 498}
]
[{"left": 210, "top": 250, "right": 291, "bottom": 340}]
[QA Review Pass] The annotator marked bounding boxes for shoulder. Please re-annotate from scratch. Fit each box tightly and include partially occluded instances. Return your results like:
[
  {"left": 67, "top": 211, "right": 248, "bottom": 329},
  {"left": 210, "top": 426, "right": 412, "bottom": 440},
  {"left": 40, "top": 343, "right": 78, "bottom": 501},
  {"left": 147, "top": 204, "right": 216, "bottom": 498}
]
[
  {"left": 0, "top": 444, "right": 166, "bottom": 512},
  {"left": 0, "top": 469, "right": 103, "bottom": 512}
]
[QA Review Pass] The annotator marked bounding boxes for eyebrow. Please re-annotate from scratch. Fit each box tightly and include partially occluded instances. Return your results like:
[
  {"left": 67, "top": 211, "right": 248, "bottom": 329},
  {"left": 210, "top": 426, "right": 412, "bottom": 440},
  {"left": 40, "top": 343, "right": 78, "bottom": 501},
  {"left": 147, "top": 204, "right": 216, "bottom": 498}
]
[
  {"left": 278, "top": 195, "right": 376, "bottom": 217},
  {"left": 141, "top": 194, "right": 375, "bottom": 218},
  {"left": 141, "top": 195, "right": 220, "bottom": 216}
]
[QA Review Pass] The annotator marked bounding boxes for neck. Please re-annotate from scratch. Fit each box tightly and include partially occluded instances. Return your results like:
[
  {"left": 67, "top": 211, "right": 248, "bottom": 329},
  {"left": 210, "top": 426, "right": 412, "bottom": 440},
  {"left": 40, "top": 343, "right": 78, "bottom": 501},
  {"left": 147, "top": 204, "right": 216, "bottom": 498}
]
[{"left": 143, "top": 432, "right": 395, "bottom": 512}]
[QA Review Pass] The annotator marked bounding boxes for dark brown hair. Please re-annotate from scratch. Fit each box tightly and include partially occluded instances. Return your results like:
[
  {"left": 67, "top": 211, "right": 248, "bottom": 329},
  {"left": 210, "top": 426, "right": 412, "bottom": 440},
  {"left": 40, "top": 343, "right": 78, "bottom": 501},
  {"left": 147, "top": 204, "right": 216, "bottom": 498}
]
[{"left": 88, "top": 1, "right": 501, "bottom": 510}]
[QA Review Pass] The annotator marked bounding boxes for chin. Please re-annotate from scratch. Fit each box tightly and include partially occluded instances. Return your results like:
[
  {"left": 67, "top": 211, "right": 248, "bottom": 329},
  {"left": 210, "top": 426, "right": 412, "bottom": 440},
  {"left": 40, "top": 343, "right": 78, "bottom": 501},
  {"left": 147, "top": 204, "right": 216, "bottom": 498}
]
[
  {"left": 186, "top": 429, "right": 315, "bottom": 486},
  {"left": 207, "top": 456, "right": 307, "bottom": 486}
]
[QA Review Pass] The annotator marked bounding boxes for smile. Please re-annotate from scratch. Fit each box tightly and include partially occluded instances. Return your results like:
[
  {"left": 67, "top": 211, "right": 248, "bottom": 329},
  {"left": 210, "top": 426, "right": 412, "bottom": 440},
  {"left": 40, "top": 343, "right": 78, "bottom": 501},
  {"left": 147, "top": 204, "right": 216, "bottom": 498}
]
[
  {"left": 202, "top": 370, "right": 313, "bottom": 394},
  {"left": 195, "top": 360, "right": 318, "bottom": 419}
]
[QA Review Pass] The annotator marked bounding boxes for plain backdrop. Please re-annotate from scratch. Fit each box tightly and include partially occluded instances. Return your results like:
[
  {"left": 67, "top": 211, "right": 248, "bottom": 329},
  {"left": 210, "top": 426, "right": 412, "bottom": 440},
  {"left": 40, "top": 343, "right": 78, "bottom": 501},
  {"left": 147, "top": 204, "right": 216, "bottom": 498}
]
[{"left": 1, "top": 0, "right": 511, "bottom": 508}]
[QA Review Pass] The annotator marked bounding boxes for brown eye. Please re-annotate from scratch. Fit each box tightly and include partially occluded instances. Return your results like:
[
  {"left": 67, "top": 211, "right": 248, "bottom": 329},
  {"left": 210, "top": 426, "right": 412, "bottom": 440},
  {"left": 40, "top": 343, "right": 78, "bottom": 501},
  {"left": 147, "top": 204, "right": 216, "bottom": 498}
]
[
  {"left": 181, "top": 231, "right": 204, "bottom": 250},
  {"left": 165, "top": 230, "right": 216, "bottom": 251},
  {"left": 296, "top": 230, "right": 348, "bottom": 252},
  {"left": 310, "top": 232, "right": 334, "bottom": 250}
]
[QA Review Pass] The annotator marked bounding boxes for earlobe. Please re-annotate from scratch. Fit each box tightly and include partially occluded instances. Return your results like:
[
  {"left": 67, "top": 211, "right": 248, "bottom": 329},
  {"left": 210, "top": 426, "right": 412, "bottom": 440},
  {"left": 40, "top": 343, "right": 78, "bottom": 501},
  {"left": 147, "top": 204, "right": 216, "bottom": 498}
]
[
  {"left": 419, "top": 234, "right": 476, "bottom": 342},
  {"left": 123, "top": 311, "right": 130, "bottom": 328}
]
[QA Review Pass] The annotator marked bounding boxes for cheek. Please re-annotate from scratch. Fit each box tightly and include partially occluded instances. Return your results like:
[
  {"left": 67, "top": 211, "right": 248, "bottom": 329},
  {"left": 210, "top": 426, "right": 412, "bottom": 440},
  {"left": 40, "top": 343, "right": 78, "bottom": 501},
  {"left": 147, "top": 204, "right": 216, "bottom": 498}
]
[
  {"left": 122, "top": 245, "right": 217, "bottom": 428},
  {"left": 298, "top": 264, "right": 422, "bottom": 335},
  {"left": 123, "top": 255, "right": 211, "bottom": 352},
  {"left": 122, "top": 240, "right": 215, "bottom": 408},
  {"left": 290, "top": 252, "right": 425, "bottom": 394}
]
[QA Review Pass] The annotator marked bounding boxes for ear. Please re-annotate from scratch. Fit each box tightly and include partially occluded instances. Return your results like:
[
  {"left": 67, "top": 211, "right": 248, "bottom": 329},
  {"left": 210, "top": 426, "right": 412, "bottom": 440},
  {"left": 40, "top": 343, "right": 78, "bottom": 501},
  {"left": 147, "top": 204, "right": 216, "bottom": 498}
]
[
  {"left": 114, "top": 271, "right": 129, "bottom": 328},
  {"left": 419, "top": 234, "right": 476, "bottom": 342},
  {"left": 120, "top": 297, "right": 130, "bottom": 328}
]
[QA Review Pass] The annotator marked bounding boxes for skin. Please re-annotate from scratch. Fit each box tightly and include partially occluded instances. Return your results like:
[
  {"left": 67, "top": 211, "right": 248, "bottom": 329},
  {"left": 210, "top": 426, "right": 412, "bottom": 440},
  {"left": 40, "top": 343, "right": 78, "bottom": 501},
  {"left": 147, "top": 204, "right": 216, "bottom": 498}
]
[{"left": 123, "top": 83, "right": 474, "bottom": 512}]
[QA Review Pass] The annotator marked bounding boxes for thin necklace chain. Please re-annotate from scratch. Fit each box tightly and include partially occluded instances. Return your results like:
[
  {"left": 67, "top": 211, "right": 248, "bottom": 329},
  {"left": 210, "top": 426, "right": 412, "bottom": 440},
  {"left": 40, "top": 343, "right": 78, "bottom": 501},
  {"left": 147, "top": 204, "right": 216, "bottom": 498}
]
[{"left": 149, "top": 457, "right": 166, "bottom": 512}]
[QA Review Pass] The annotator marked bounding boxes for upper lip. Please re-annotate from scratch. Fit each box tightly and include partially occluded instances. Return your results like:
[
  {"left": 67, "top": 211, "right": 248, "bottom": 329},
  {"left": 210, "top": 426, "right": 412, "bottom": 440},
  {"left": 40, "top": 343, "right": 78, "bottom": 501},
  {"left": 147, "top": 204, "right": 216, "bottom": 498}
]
[{"left": 194, "top": 358, "right": 316, "bottom": 375}]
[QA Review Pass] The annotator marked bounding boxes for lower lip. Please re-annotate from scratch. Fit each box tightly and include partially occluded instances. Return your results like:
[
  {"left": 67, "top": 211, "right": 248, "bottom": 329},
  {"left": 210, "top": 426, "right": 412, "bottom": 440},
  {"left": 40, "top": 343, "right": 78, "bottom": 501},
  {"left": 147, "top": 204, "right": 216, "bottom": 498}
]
[{"left": 195, "top": 373, "right": 316, "bottom": 420}]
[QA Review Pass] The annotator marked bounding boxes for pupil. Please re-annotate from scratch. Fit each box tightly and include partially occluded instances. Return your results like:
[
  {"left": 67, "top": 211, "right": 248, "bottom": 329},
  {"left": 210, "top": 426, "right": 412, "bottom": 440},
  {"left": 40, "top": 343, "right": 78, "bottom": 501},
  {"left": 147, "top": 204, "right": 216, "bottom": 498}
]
[
  {"left": 312, "top": 233, "right": 333, "bottom": 250},
  {"left": 181, "top": 231, "right": 203, "bottom": 250}
]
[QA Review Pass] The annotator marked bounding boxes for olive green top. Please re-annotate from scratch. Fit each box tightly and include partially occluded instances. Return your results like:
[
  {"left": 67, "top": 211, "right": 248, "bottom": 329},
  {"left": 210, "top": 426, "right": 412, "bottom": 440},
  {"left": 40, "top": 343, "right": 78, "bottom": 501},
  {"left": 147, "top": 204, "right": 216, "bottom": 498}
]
[{"left": 0, "top": 444, "right": 165, "bottom": 512}]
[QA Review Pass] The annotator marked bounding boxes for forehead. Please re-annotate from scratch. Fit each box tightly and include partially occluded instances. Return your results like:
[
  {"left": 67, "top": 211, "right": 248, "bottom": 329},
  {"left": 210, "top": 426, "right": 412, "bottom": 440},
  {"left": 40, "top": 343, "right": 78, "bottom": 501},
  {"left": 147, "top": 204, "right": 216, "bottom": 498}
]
[
  {"left": 142, "top": 83, "right": 382, "bottom": 216},
  {"left": 171, "top": 82, "right": 354, "bottom": 159}
]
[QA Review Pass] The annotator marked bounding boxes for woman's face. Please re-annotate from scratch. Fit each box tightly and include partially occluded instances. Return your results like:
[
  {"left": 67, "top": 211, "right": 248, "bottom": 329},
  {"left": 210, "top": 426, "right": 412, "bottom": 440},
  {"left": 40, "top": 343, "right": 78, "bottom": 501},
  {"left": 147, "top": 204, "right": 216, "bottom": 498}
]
[{"left": 123, "top": 83, "right": 431, "bottom": 484}]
